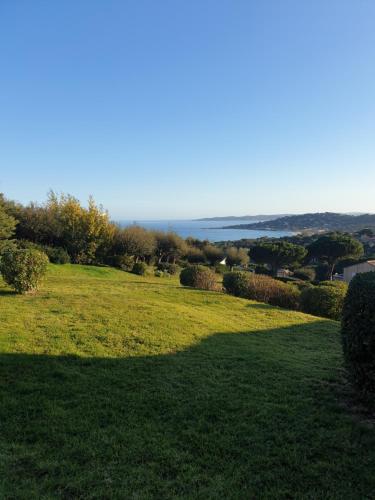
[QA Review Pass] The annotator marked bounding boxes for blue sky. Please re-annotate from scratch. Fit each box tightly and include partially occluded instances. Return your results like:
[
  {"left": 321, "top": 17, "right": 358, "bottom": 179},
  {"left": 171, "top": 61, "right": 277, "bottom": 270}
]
[{"left": 1, "top": 0, "right": 375, "bottom": 219}]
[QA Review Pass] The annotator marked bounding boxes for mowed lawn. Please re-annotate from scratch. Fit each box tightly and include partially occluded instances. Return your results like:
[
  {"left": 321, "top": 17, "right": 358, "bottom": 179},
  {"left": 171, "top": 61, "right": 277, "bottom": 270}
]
[{"left": 0, "top": 265, "right": 374, "bottom": 498}]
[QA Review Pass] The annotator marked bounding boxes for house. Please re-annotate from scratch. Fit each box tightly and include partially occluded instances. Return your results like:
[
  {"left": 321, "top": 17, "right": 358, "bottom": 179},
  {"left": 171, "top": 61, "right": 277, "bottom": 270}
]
[
  {"left": 276, "top": 268, "right": 293, "bottom": 278},
  {"left": 343, "top": 260, "right": 375, "bottom": 283}
]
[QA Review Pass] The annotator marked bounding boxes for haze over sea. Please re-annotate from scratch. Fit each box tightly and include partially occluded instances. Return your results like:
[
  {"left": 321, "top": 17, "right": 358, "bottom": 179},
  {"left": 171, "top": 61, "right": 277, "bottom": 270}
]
[{"left": 118, "top": 219, "right": 294, "bottom": 243}]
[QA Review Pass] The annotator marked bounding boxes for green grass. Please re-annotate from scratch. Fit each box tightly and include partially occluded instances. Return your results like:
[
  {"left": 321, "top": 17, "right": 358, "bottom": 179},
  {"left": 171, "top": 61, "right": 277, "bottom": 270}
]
[{"left": 0, "top": 264, "right": 374, "bottom": 498}]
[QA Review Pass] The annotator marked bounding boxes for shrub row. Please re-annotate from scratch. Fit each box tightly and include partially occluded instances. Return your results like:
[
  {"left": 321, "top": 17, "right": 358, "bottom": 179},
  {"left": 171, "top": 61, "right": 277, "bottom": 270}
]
[
  {"left": 222, "top": 271, "right": 348, "bottom": 319},
  {"left": 223, "top": 272, "right": 300, "bottom": 310},
  {"left": 300, "top": 281, "right": 348, "bottom": 321}
]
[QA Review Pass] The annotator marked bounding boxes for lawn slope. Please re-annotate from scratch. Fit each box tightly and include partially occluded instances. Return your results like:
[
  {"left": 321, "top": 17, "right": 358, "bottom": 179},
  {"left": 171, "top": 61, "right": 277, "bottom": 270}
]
[{"left": 0, "top": 265, "right": 374, "bottom": 498}]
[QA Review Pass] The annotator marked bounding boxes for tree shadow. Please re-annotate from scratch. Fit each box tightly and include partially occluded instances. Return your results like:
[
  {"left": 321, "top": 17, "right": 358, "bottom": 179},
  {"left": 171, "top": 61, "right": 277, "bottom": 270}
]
[
  {"left": 1, "top": 321, "right": 374, "bottom": 498},
  {"left": 0, "top": 288, "right": 17, "bottom": 296}
]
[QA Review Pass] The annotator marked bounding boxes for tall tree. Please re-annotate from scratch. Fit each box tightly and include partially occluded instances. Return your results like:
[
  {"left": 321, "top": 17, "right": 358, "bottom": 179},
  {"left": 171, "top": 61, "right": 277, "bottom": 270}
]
[
  {"left": 250, "top": 241, "right": 307, "bottom": 276},
  {"left": 203, "top": 244, "right": 224, "bottom": 266},
  {"left": 0, "top": 194, "right": 17, "bottom": 254},
  {"left": 225, "top": 247, "right": 249, "bottom": 271},
  {"left": 308, "top": 232, "right": 364, "bottom": 280}
]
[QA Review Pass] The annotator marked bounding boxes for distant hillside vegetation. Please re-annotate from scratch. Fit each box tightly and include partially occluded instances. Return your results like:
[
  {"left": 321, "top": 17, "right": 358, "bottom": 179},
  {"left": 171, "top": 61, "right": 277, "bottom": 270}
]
[
  {"left": 224, "top": 212, "right": 375, "bottom": 232},
  {"left": 196, "top": 214, "right": 289, "bottom": 221}
]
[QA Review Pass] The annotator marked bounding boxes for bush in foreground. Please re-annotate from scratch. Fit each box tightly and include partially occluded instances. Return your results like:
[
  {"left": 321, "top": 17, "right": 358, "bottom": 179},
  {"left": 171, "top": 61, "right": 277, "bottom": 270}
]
[
  {"left": 342, "top": 272, "right": 375, "bottom": 402},
  {"left": 223, "top": 272, "right": 300, "bottom": 310},
  {"left": 300, "top": 281, "right": 348, "bottom": 320},
  {"left": 0, "top": 248, "right": 48, "bottom": 294},
  {"left": 180, "top": 265, "right": 218, "bottom": 291}
]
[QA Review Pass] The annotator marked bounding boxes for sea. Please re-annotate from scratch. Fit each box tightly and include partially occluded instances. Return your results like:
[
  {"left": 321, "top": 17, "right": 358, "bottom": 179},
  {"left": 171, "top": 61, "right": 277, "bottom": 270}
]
[{"left": 117, "top": 219, "right": 294, "bottom": 243}]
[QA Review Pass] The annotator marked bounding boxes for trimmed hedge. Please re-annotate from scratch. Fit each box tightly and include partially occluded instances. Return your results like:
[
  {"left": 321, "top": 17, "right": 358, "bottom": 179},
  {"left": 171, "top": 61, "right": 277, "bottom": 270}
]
[
  {"left": 0, "top": 248, "right": 48, "bottom": 294},
  {"left": 300, "top": 281, "right": 348, "bottom": 320},
  {"left": 223, "top": 272, "right": 300, "bottom": 310},
  {"left": 180, "top": 265, "right": 218, "bottom": 291},
  {"left": 342, "top": 272, "right": 375, "bottom": 401}
]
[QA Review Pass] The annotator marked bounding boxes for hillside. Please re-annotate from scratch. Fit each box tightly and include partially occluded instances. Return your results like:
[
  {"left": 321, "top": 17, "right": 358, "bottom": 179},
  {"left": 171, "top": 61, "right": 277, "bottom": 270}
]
[
  {"left": 196, "top": 214, "right": 288, "bottom": 221},
  {"left": 224, "top": 212, "right": 375, "bottom": 232},
  {"left": 1, "top": 265, "right": 375, "bottom": 497}
]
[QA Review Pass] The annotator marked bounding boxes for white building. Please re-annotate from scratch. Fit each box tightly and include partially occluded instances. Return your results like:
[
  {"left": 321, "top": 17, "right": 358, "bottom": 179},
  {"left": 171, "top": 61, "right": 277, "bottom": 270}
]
[{"left": 343, "top": 260, "right": 375, "bottom": 283}]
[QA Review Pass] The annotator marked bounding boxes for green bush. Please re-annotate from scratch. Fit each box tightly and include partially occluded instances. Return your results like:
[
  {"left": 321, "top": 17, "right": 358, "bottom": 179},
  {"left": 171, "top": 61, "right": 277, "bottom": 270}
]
[
  {"left": 157, "top": 262, "right": 178, "bottom": 275},
  {"left": 132, "top": 262, "right": 147, "bottom": 275},
  {"left": 43, "top": 246, "right": 70, "bottom": 264},
  {"left": 223, "top": 272, "right": 300, "bottom": 310},
  {"left": 180, "top": 265, "right": 218, "bottom": 291},
  {"left": 300, "top": 281, "right": 348, "bottom": 320},
  {"left": 222, "top": 271, "right": 251, "bottom": 297},
  {"left": 342, "top": 272, "right": 375, "bottom": 402},
  {"left": 293, "top": 267, "right": 316, "bottom": 281},
  {"left": 0, "top": 248, "right": 49, "bottom": 294},
  {"left": 109, "top": 254, "right": 134, "bottom": 271}
]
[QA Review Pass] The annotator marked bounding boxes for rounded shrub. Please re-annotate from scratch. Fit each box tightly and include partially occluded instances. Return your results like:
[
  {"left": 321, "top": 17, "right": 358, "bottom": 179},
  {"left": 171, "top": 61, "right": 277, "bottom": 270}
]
[
  {"left": 0, "top": 248, "right": 49, "bottom": 294},
  {"left": 300, "top": 281, "right": 348, "bottom": 320},
  {"left": 223, "top": 272, "right": 300, "bottom": 310},
  {"left": 131, "top": 262, "right": 147, "bottom": 275},
  {"left": 341, "top": 272, "right": 375, "bottom": 401},
  {"left": 223, "top": 271, "right": 250, "bottom": 297},
  {"left": 179, "top": 265, "right": 218, "bottom": 291}
]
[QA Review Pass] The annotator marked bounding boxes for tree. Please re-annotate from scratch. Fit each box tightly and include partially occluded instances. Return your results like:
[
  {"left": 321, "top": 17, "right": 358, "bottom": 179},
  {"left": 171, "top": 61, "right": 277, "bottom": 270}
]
[
  {"left": 225, "top": 247, "right": 249, "bottom": 271},
  {"left": 112, "top": 225, "right": 156, "bottom": 262},
  {"left": 154, "top": 232, "right": 187, "bottom": 264},
  {"left": 357, "top": 228, "right": 374, "bottom": 238},
  {"left": 250, "top": 241, "right": 307, "bottom": 276},
  {"left": 308, "top": 232, "right": 363, "bottom": 280},
  {"left": 203, "top": 244, "right": 224, "bottom": 266},
  {"left": 0, "top": 194, "right": 17, "bottom": 254}
]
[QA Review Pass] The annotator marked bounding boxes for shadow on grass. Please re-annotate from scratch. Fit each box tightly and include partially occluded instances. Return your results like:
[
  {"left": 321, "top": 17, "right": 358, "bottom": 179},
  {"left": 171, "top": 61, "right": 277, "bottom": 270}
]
[
  {"left": 0, "top": 288, "right": 17, "bottom": 296},
  {"left": 1, "top": 320, "right": 374, "bottom": 498}
]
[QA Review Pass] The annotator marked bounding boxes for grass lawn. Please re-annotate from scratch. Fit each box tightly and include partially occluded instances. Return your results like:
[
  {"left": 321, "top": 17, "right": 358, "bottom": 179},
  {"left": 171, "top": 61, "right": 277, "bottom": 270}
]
[{"left": 1, "top": 264, "right": 374, "bottom": 498}]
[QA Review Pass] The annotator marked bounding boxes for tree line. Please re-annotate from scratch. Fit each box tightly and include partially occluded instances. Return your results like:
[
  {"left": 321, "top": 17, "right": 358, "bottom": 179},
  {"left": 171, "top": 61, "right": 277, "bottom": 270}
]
[{"left": 0, "top": 191, "right": 365, "bottom": 280}]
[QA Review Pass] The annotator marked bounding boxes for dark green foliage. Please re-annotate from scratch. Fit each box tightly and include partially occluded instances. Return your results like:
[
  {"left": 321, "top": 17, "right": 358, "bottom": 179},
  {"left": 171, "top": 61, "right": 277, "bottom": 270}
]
[
  {"left": 300, "top": 281, "right": 348, "bottom": 320},
  {"left": 43, "top": 246, "right": 71, "bottom": 264},
  {"left": 0, "top": 195, "right": 17, "bottom": 255},
  {"left": 131, "top": 262, "right": 147, "bottom": 275},
  {"left": 157, "top": 262, "right": 178, "bottom": 275},
  {"left": 308, "top": 233, "right": 363, "bottom": 280},
  {"left": 222, "top": 271, "right": 250, "bottom": 297},
  {"left": 180, "top": 265, "right": 218, "bottom": 291},
  {"left": 0, "top": 248, "right": 48, "bottom": 294},
  {"left": 293, "top": 267, "right": 316, "bottom": 281},
  {"left": 250, "top": 241, "right": 307, "bottom": 276},
  {"left": 342, "top": 272, "right": 375, "bottom": 402},
  {"left": 107, "top": 254, "right": 134, "bottom": 271},
  {"left": 223, "top": 272, "right": 300, "bottom": 310},
  {"left": 254, "top": 264, "right": 272, "bottom": 276}
]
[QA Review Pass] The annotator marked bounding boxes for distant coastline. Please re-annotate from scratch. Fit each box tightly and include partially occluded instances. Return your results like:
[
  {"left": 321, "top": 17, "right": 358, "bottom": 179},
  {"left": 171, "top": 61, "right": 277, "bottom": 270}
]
[{"left": 195, "top": 214, "right": 289, "bottom": 222}]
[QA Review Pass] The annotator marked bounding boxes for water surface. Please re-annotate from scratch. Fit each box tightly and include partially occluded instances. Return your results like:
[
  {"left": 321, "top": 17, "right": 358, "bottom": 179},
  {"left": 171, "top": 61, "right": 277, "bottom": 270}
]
[{"left": 117, "top": 219, "right": 294, "bottom": 242}]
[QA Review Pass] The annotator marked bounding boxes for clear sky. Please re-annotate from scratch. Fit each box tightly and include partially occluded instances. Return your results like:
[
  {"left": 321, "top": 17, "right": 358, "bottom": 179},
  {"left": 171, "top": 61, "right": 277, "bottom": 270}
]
[{"left": 1, "top": 0, "right": 375, "bottom": 219}]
